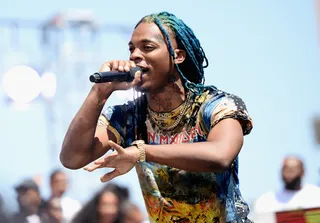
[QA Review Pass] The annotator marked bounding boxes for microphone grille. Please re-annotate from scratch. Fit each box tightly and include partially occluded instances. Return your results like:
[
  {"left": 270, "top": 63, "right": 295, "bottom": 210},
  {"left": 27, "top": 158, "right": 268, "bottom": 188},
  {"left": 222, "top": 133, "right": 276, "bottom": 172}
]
[{"left": 89, "top": 73, "right": 101, "bottom": 83}]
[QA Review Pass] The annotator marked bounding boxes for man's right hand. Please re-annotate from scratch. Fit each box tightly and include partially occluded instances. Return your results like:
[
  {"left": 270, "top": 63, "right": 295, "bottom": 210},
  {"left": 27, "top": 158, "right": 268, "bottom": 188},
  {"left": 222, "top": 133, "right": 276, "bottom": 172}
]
[{"left": 92, "top": 60, "right": 142, "bottom": 98}]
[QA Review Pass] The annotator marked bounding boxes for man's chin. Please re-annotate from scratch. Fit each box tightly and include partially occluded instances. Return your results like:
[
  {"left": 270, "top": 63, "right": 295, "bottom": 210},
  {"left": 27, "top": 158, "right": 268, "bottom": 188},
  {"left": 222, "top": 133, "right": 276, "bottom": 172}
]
[{"left": 284, "top": 178, "right": 301, "bottom": 190}]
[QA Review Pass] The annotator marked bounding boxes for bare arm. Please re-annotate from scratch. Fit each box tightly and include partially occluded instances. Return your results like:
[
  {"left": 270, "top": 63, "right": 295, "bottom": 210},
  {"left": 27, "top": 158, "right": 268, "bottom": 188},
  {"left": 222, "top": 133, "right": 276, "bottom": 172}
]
[
  {"left": 145, "top": 118, "right": 244, "bottom": 172},
  {"left": 85, "top": 118, "right": 245, "bottom": 181},
  {"left": 60, "top": 86, "right": 114, "bottom": 169},
  {"left": 60, "top": 60, "right": 139, "bottom": 169}
]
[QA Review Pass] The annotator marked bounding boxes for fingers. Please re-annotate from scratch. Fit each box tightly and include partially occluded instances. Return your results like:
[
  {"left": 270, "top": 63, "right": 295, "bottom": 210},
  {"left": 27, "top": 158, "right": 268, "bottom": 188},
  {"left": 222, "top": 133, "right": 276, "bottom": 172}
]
[
  {"left": 83, "top": 141, "right": 121, "bottom": 172},
  {"left": 83, "top": 154, "right": 110, "bottom": 172},
  {"left": 83, "top": 157, "right": 112, "bottom": 172},
  {"left": 129, "top": 60, "right": 136, "bottom": 68},
  {"left": 120, "top": 61, "right": 131, "bottom": 72},
  {"left": 132, "top": 69, "right": 142, "bottom": 85},
  {"left": 100, "top": 60, "right": 136, "bottom": 73},
  {"left": 83, "top": 160, "right": 103, "bottom": 172},
  {"left": 107, "top": 140, "right": 125, "bottom": 154},
  {"left": 111, "top": 61, "right": 120, "bottom": 71},
  {"left": 83, "top": 155, "right": 104, "bottom": 171},
  {"left": 100, "top": 169, "right": 120, "bottom": 182},
  {"left": 99, "top": 61, "right": 111, "bottom": 72},
  {"left": 117, "top": 60, "right": 136, "bottom": 72}
]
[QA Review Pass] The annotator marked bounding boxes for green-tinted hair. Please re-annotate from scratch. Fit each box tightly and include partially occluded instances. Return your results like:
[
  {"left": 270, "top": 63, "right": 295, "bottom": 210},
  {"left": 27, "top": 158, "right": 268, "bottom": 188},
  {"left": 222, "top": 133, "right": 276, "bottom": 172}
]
[{"left": 136, "top": 11, "right": 217, "bottom": 94}]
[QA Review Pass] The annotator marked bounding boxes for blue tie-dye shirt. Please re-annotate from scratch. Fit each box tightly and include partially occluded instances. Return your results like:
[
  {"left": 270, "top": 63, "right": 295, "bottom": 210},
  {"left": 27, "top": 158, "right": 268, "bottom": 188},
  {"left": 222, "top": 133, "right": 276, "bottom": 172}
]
[{"left": 103, "top": 89, "right": 253, "bottom": 223}]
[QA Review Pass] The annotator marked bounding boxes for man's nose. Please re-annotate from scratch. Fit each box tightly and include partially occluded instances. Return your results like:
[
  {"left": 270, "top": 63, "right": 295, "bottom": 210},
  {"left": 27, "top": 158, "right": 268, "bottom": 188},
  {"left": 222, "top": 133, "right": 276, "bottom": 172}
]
[{"left": 130, "top": 48, "right": 143, "bottom": 63}]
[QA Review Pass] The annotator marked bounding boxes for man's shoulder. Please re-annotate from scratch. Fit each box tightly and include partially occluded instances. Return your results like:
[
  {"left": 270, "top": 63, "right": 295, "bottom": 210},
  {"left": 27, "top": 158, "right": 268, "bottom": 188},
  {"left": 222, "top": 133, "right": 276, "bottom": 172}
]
[
  {"left": 253, "top": 191, "right": 278, "bottom": 214},
  {"left": 62, "top": 196, "right": 80, "bottom": 203},
  {"left": 61, "top": 196, "right": 82, "bottom": 209},
  {"left": 104, "top": 95, "right": 146, "bottom": 117},
  {"left": 256, "top": 191, "right": 277, "bottom": 202},
  {"left": 10, "top": 212, "right": 24, "bottom": 220},
  {"left": 301, "top": 184, "right": 320, "bottom": 193},
  {"left": 202, "top": 88, "right": 246, "bottom": 105},
  {"left": 199, "top": 88, "right": 249, "bottom": 116}
]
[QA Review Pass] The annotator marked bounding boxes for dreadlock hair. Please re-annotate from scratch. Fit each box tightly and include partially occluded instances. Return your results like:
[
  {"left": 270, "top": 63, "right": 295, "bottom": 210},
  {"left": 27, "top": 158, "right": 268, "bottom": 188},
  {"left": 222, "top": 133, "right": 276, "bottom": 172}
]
[{"left": 135, "top": 11, "right": 217, "bottom": 95}]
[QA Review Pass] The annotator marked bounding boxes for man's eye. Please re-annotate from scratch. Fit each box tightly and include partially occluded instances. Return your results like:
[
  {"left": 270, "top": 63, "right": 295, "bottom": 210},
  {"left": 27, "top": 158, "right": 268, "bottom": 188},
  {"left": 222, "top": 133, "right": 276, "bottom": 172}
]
[{"left": 144, "top": 46, "right": 154, "bottom": 51}]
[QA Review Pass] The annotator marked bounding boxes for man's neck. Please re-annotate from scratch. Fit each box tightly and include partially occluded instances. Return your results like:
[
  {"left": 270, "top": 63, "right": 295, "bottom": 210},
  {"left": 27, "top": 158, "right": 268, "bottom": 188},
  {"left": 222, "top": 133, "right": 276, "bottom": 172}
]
[
  {"left": 284, "top": 183, "right": 302, "bottom": 191},
  {"left": 21, "top": 208, "right": 37, "bottom": 217},
  {"left": 51, "top": 191, "right": 64, "bottom": 198},
  {"left": 146, "top": 80, "right": 186, "bottom": 112}
]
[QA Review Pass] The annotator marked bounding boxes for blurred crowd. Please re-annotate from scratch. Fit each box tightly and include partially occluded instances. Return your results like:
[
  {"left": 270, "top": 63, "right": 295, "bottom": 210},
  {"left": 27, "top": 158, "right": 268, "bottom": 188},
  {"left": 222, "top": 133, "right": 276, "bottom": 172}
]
[
  {"left": 0, "top": 155, "right": 319, "bottom": 223},
  {"left": 0, "top": 170, "right": 146, "bottom": 223}
]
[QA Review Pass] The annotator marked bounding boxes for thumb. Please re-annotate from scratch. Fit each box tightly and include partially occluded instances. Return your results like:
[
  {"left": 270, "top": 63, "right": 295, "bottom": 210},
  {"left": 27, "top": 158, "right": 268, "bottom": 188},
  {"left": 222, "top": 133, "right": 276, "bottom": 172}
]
[
  {"left": 131, "top": 67, "right": 142, "bottom": 85},
  {"left": 100, "top": 169, "right": 120, "bottom": 182},
  {"left": 99, "top": 62, "right": 111, "bottom": 72}
]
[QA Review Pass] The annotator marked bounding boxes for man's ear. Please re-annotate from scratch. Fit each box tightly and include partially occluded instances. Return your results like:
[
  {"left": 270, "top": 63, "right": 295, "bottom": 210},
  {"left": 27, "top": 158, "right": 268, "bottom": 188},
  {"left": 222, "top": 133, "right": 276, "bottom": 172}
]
[{"left": 174, "top": 49, "right": 186, "bottom": 64}]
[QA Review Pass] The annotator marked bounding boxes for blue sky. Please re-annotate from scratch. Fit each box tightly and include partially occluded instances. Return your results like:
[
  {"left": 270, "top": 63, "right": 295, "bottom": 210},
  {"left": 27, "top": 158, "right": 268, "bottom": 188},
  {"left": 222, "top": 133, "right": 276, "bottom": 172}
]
[{"left": 0, "top": 0, "right": 320, "bottom": 214}]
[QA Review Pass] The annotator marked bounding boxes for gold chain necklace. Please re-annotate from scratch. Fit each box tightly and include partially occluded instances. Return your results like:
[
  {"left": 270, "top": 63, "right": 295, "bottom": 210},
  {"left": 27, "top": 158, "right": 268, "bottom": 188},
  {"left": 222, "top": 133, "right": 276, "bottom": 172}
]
[{"left": 147, "top": 94, "right": 190, "bottom": 131}]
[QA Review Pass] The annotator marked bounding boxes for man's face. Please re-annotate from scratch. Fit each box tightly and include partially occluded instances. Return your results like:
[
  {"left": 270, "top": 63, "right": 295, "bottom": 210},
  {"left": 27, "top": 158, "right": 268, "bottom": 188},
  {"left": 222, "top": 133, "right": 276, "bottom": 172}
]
[
  {"left": 47, "top": 198, "right": 63, "bottom": 222},
  {"left": 129, "top": 22, "right": 178, "bottom": 93},
  {"left": 51, "top": 172, "right": 68, "bottom": 197},
  {"left": 282, "top": 157, "right": 304, "bottom": 187},
  {"left": 17, "top": 188, "right": 41, "bottom": 214}
]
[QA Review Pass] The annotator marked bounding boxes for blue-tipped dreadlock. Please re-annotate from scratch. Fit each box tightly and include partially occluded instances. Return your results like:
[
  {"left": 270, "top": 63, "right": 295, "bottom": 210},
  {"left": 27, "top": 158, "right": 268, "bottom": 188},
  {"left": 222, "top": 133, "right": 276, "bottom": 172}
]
[{"left": 136, "top": 11, "right": 217, "bottom": 95}]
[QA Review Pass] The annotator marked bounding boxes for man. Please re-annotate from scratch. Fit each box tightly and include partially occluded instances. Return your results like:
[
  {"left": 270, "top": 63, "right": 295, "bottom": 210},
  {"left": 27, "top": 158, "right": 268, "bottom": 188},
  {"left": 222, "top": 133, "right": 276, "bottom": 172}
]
[
  {"left": 253, "top": 155, "right": 320, "bottom": 216},
  {"left": 45, "top": 197, "right": 64, "bottom": 223},
  {"left": 11, "top": 179, "right": 46, "bottom": 223},
  {"left": 120, "top": 201, "right": 145, "bottom": 223},
  {"left": 60, "top": 12, "right": 253, "bottom": 222},
  {"left": 0, "top": 194, "right": 10, "bottom": 223},
  {"left": 48, "top": 170, "right": 81, "bottom": 222}
]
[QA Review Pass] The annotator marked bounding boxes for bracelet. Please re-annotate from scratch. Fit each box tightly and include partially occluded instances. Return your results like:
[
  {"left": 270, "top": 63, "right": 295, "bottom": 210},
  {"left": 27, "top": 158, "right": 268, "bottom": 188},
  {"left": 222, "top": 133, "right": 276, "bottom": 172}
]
[{"left": 131, "top": 140, "right": 146, "bottom": 162}]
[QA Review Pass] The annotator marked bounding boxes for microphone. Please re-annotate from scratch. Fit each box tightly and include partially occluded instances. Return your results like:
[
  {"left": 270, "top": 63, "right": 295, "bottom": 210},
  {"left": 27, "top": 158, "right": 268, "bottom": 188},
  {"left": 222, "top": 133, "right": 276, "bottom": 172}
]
[{"left": 89, "top": 67, "right": 142, "bottom": 83}]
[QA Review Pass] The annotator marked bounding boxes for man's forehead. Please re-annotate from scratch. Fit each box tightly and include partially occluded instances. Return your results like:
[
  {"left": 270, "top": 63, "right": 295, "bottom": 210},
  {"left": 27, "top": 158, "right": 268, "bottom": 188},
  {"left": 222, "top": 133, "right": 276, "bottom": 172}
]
[
  {"left": 130, "top": 23, "right": 165, "bottom": 42},
  {"left": 53, "top": 172, "right": 67, "bottom": 179},
  {"left": 17, "top": 187, "right": 38, "bottom": 193},
  {"left": 283, "top": 157, "right": 303, "bottom": 167}
]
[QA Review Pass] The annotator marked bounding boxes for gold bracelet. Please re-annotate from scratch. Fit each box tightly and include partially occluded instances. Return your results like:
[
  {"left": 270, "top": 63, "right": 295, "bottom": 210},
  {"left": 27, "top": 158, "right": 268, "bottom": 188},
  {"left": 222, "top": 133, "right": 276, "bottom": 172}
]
[{"left": 131, "top": 140, "right": 146, "bottom": 162}]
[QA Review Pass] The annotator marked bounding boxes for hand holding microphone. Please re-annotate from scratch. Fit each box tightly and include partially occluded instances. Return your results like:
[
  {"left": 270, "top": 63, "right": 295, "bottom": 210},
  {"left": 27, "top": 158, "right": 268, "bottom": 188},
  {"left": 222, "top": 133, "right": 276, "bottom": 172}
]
[
  {"left": 90, "top": 66, "right": 142, "bottom": 83},
  {"left": 91, "top": 60, "right": 142, "bottom": 95}
]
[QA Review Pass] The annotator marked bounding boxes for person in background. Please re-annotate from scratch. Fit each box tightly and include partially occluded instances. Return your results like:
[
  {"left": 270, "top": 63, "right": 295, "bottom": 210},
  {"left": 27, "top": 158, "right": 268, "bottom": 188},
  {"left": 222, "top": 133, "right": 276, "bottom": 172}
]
[
  {"left": 11, "top": 178, "right": 47, "bottom": 223},
  {"left": 0, "top": 193, "right": 11, "bottom": 223},
  {"left": 44, "top": 197, "right": 64, "bottom": 223},
  {"left": 120, "top": 200, "right": 145, "bottom": 223},
  {"left": 48, "top": 169, "right": 81, "bottom": 222},
  {"left": 253, "top": 155, "right": 320, "bottom": 216},
  {"left": 71, "top": 183, "right": 129, "bottom": 223}
]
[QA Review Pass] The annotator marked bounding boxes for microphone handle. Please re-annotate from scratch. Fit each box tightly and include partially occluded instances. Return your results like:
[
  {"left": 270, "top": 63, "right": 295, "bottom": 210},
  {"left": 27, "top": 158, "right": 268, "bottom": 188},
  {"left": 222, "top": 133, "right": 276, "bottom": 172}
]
[
  {"left": 89, "top": 67, "right": 141, "bottom": 83},
  {"left": 90, "top": 71, "right": 133, "bottom": 83}
]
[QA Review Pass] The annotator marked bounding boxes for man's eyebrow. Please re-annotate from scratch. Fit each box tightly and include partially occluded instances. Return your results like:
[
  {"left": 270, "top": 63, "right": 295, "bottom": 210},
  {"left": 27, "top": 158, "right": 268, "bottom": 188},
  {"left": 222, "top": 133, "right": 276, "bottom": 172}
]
[{"left": 128, "top": 35, "right": 165, "bottom": 45}]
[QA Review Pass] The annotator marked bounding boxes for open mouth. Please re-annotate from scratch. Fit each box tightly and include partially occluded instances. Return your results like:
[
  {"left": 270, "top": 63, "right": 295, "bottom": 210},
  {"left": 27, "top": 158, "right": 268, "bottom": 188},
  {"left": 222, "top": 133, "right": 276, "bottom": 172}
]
[
  {"left": 140, "top": 67, "right": 149, "bottom": 74},
  {"left": 137, "top": 66, "right": 149, "bottom": 81}
]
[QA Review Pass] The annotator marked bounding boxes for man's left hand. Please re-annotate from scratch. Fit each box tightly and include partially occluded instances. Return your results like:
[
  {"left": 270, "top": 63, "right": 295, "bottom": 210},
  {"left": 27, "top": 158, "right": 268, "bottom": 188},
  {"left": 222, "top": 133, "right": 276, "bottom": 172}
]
[{"left": 83, "top": 140, "right": 139, "bottom": 182}]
